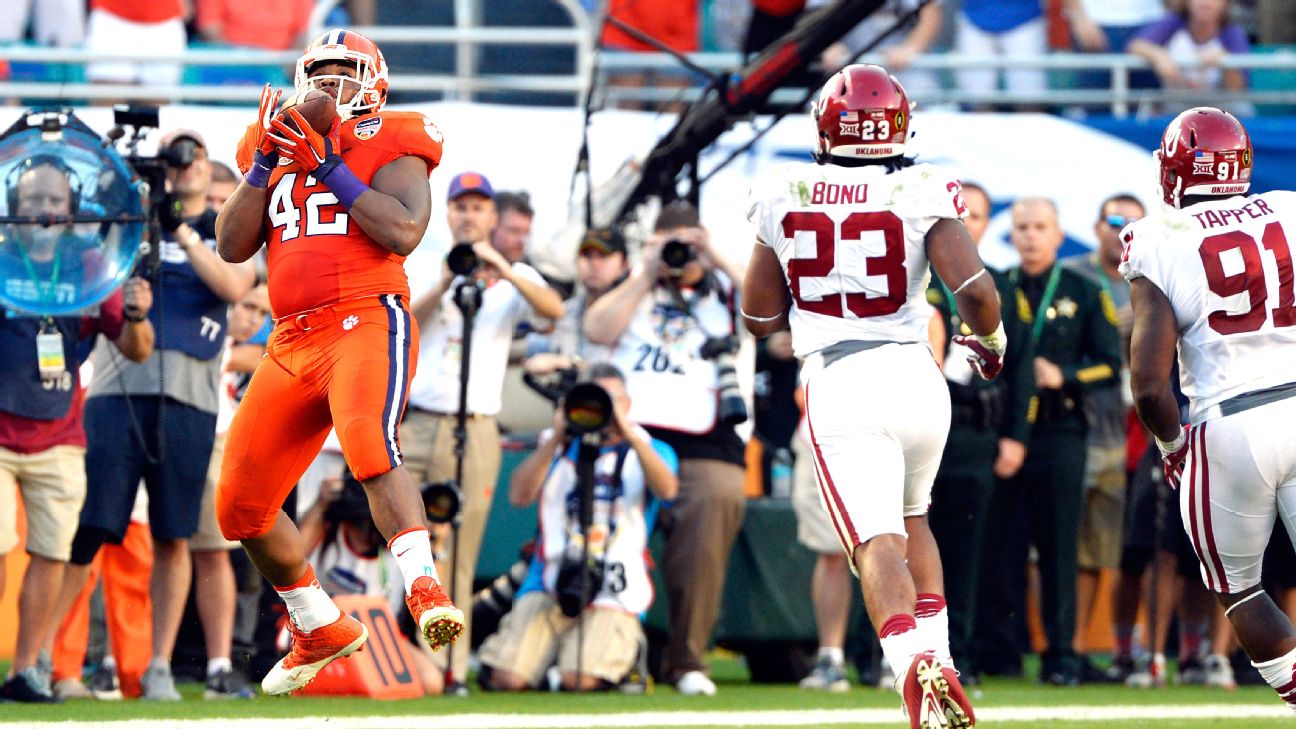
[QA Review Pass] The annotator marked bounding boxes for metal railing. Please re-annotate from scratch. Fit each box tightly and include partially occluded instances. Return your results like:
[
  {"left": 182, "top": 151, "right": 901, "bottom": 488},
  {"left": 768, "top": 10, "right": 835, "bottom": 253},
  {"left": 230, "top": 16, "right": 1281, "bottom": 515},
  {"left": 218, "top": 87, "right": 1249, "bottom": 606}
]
[
  {"left": 2, "top": 26, "right": 1294, "bottom": 117},
  {"left": 595, "top": 51, "right": 1296, "bottom": 117},
  {"left": 0, "top": 1, "right": 595, "bottom": 104}
]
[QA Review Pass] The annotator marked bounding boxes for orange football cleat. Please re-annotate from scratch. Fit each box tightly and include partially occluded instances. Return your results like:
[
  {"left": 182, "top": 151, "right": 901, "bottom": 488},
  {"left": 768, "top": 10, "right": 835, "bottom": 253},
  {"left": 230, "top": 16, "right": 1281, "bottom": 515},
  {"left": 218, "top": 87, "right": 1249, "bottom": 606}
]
[
  {"left": 901, "top": 651, "right": 975, "bottom": 729},
  {"left": 406, "top": 576, "right": 464, "bottom": 651},
  {"left": 261, "top": 613, "right": 368, "bottom": 696}
]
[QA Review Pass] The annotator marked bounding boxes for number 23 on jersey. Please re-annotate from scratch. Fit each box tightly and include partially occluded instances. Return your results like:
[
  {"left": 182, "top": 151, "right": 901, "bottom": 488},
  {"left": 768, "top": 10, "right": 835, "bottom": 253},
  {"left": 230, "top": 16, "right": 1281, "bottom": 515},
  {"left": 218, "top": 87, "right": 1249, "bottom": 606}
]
[
  {"left": 268, "top": 172, "right": 350, "bottom": 242},
  {"left": 780, "top": 210, "right": 908, "bottom": 319}
]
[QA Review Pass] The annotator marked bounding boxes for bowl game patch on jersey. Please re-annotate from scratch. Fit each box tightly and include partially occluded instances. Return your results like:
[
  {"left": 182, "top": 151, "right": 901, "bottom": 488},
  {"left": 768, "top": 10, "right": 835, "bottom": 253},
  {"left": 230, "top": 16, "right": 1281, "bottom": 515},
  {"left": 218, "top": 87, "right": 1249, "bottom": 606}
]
[{"left": 354, "top": 116, "right": 381, "bottom": 140}]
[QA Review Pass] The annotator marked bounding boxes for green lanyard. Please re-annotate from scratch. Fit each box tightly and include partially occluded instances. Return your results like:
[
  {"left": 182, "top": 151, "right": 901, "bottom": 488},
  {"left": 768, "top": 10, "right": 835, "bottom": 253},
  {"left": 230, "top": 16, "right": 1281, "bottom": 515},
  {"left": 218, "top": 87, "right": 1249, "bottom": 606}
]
[
  {"left": 1012, "top": 264, "right": 1062, "bottom": 351},
  {"left": 14, "top": 243, "right": 62, "bottom": 309},
  {"left": 1088, "top": 252, "right": 1115, "bottom": 300}
]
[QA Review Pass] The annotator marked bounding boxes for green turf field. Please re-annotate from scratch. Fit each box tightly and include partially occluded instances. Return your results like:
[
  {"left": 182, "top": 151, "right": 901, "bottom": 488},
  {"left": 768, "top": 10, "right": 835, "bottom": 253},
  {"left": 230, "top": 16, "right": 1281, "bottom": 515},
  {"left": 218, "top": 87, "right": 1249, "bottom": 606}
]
[{"left": 1, "top": 655, "right": 1289, "bottom": 727}]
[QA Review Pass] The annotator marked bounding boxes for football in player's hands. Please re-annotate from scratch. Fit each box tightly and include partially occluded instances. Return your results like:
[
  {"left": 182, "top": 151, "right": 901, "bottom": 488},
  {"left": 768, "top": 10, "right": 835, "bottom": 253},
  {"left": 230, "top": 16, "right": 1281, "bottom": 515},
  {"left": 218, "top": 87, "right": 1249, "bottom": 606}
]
[{"left": 282, "top": 89, "right": 338, "bottom": 136}]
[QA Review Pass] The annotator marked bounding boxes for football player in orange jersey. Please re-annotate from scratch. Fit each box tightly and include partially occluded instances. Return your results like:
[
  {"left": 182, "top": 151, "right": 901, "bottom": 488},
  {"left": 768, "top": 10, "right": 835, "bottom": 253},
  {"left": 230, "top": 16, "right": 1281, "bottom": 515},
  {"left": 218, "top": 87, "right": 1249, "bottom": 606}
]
[{"left": 213, "top": 28, "right": 463, "bottom": 696}]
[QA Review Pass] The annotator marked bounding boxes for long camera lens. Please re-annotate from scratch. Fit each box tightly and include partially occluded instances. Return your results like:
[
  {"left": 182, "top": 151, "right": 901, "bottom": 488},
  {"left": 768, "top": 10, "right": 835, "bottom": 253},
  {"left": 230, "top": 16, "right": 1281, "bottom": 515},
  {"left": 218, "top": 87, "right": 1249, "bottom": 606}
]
[
  {"left": 701, "top": 336, "right": 748, "bottom": 426},
  {"left": 563, "top": 382, "right": 613, "bottom": 435},
  {"left": 421, "top": 480, "right": 462, "bottom": 524},
  {"left": 660, "top": 239, "right": 693, "bottom": 271},
  {"left": 447, "top": 242, "right": 479, "bottom": 276}
]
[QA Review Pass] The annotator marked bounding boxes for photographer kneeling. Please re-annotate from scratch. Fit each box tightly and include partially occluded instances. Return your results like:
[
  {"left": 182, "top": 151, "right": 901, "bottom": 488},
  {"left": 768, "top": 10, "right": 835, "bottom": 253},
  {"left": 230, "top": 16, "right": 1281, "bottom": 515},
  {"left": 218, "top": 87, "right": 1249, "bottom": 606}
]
[
  {"left": 583, "top": 202, "right": 746, "bottom": 696},
  {"left": 479, "top": 363, "right": 677, "bottom": 692}
]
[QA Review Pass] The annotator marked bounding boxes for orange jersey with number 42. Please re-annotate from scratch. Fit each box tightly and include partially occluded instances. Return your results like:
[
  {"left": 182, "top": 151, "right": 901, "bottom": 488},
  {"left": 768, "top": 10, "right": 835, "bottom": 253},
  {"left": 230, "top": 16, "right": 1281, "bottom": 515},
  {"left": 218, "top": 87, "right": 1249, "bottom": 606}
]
[{"left": 236, "top": 111, "right": 443, "bottom": 318}]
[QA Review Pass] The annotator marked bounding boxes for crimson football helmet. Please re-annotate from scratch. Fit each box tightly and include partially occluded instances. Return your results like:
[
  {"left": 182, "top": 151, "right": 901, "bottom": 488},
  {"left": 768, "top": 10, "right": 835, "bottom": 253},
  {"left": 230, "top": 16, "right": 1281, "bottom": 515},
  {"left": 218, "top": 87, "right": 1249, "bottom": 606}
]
[
  {"left": 295, "top": 29, "right": 388, "bottom": 119},
  {"left": 812, "top": 64, "right": 910, "bottom": 164},
  {"left": 1156, "top": 107, "right": 1252, "bottom": 208}
]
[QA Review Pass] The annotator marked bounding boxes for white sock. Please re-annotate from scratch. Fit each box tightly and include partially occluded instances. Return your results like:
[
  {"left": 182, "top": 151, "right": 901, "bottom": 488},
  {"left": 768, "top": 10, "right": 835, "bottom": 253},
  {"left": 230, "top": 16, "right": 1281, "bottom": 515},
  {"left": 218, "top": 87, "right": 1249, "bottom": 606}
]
[
  {"left": 818, "top": 646, "right": 845, "bottom": 666},
  {"left": 879, "top": 614, "right": 924, "bottom": 689},
  {"left": 915, "top": 593, "right": 953, "bottom": 667},
  {"left": 206, "top": 657, "right": 231, "bottom": 677},
  {"left": 388, "top": 526, "right": 440, "bottom": 594},
  {"left": 1252, "top": 645, "right": 1296, "bottom": 712},
  {"left": 275, "top": 565, "right": 341, "bottom": 632}
]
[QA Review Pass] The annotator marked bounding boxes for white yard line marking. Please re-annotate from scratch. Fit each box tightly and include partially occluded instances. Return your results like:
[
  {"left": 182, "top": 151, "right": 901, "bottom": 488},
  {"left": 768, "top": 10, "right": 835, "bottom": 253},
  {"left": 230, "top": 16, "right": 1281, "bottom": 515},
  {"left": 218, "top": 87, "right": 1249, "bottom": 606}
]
[{"left": 12, "top": 704, "right": 1291, "bottom": 728}]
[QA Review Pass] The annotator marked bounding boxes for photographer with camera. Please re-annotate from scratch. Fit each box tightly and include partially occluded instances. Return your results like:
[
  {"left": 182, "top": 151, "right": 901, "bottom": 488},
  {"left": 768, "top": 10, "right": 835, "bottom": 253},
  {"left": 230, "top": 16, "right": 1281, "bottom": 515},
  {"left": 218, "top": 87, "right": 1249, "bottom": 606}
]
[
  {"left": 583, "top": 201, "right": 747, "bottom": 696},
  {"left": 479, "top": 363, "right": 677, "bottom": 691},
  {"left": 0, "top": 155, "right": 155, "bottom": 703},
  {"left": 55, "top": 127, "right": 256, "bottom": 700},
  {"left": 522, "top": 228, "right": 630, "bottom": 383},
  {"left": 404, "top": 171, "right": 563, "bottom": 688}
]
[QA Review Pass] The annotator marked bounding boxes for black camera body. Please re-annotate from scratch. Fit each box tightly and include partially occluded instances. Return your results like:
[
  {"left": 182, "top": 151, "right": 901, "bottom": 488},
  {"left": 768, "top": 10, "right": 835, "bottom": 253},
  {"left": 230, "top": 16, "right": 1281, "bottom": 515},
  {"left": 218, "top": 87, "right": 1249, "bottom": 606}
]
[
  {"left": 660, "top": 239, "right": 694, "bottom": 272},
  {"left": 701, "top": 335, "right": 748, "bottom": 426},
  {"left": 447, "top": 242, "right": 480, "bottom": 276},
  {"left": 555, "top": 547, "right": 606, "bottom": 618},
  {"left": 563, "top": 381, "right": 613, "bottom": 436}
]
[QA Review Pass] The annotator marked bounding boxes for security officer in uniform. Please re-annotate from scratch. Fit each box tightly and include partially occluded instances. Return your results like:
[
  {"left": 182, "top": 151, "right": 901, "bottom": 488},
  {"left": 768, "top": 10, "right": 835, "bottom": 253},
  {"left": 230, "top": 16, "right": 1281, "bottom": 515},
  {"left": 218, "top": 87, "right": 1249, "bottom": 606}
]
[
  {"left": 926, "top": 182, "right": 1032, "bottom": 681},
  {"left": 978, "top": 196, "right": 1121, "bottom": 686}
]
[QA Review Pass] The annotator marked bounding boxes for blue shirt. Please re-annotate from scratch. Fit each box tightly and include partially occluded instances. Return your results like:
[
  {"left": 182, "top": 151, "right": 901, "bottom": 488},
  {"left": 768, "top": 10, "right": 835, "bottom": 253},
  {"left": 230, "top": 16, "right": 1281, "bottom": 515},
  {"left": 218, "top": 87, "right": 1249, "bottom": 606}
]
[{"left": 962, "top": 0, "right": 1042, "bottom": 33}]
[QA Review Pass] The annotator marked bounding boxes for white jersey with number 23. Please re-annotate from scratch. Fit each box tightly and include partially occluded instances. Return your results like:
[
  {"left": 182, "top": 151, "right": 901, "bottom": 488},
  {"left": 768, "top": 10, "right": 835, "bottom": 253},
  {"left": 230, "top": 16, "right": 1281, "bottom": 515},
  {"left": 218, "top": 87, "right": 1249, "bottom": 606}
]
[{"left": 746, "top": 161, "right": 968, "bottom": 360}]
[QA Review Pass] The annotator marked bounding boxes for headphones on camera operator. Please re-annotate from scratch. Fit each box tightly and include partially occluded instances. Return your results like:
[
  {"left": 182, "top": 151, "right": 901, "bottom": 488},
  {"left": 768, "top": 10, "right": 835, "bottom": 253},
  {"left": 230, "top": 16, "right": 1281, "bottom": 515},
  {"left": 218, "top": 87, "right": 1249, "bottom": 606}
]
[{"left": 4, "top": 154, "right": 83, "bottom": 217}]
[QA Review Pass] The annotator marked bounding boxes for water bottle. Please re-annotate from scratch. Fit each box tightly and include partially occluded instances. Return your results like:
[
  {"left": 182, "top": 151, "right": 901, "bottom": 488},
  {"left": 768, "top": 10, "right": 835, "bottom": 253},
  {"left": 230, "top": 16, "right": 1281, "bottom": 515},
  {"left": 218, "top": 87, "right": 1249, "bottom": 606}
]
[{"left": 770, "top": 447, "right": 793, "bottom": 499}]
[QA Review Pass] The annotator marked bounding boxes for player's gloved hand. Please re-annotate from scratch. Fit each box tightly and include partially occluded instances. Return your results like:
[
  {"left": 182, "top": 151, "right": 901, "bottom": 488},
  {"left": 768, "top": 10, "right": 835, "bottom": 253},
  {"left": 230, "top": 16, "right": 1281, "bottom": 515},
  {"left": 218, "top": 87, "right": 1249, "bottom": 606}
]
[
  {"left": 268, "top": 109, "right": 368, "bottom": 208},
  {"left": 1156, "top": 426, "right": 1190, "bottom": 489},
  {"left": 246, "top": 83, "right": 282, "bottom": 189},
  {"left": 953, "top": 322, "right": 1006, "bottom": 380},
  {"left": 268, "top": 109, "right": 343, "bottom": 179}
]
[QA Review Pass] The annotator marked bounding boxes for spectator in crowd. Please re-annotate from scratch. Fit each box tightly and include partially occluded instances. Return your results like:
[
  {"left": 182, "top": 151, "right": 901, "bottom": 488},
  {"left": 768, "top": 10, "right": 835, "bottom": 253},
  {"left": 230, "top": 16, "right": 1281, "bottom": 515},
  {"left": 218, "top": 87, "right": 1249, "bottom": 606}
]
[
  {"left": 743, "top": 0, "right": 803, "bottom": 57},
  {"left": 978, "top": 197, "right": 1121, "bottom": 686},
  {"left": 54, "top": 128, "right": 255, "bottom": 701},
  {"left": 85, "top": 0, "right": 188, "bottom": 90},
  {"left": 925, "top": 182, "right": 1024, "bottom": 683},
  {"left": 523, "top": 228, "right": 629, "bottom": 379},
  {"left": 1128, "top": 0, "right": 1251, "bottom": 95},
  {"left": 1063, "top": 0, "right": 1164, "bottom": 91},
  {"left": 954, "top": 0, "right": 1048, "bottom": 106},
  {"left": 816, "top": 0, "right": 944, "bottom": 100},
  {"left": 206, "top": 161, "right": 238, "bottom": 214},
  {"left": 194, "top": 0, "right": 312, "bottom": 51},
  {"left": 601, "top": 0, "right": 699, "bottom": 111},
  {"left": 297, "top": 473, "right": 445, "bottom": 695},
  {"left": 480, "top": 363, "right": 678, "bottom": 691},
  {"left": 1063, "top": 194, "right": 1143, "bottom": 681},
  {"left": 584, "top": 201, "right": 747, "bottom": 696},
  {"left": 491, "top": 191, "right": 534, "bottom": 266},
  {"left": 0, "top": 0, "right": 85, "bottom": 47},
  {"left": 0, "top": 157, "right": 155, "bottom": 703},
  {"left": 185, "top": 281, "right": 269, "bottom": 699},
  {"left": 404, "top": 171, "right": 563, "bottom": 690}
]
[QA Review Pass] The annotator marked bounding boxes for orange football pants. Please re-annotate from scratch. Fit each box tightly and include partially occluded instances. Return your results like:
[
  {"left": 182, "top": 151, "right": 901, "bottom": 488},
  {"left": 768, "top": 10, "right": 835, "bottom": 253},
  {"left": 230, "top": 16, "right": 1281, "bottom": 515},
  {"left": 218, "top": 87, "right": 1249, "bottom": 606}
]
[
  {"left": 51, "top": 520, "right": 153, "bottom": 698},
  {"left": 217, "top": 295, "right": 417, "bottom": 540}
]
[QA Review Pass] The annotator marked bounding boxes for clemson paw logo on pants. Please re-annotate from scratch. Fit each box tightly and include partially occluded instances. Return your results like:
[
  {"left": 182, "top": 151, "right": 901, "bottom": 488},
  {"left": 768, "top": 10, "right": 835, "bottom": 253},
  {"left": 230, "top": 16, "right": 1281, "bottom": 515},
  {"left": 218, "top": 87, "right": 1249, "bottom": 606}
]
[{"left": 342, "top": 315, "right": 360, "bottom": 331}]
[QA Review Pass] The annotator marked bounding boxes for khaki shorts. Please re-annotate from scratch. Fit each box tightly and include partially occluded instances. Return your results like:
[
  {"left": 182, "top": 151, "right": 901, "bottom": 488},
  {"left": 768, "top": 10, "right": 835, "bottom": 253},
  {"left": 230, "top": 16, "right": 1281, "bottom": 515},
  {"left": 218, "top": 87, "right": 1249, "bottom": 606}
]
[
  {"left": 790, "top": 436, "right": 840, "bottom": 555},
  {"left": 192, "top": 432, "right": 239, "bottom": 551},
  {"left": 478, "top": 591, "right": 642, "bottom": 686},
  {"left": 0, "top": 445, "right": 87, "bottom": 561},
  {"left": 1078, "top": 445, "right": 1127, "bottom": 570}
]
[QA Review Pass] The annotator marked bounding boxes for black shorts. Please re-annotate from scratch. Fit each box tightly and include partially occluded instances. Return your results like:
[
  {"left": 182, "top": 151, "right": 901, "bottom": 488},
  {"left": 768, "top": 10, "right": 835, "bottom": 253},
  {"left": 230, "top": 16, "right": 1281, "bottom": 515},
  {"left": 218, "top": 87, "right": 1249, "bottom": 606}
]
[
  {"left": 1120, "top": 443, "right": 1198, "bottom": 578},
  {"left": 81, "top": 395, "right": 215, "bottom": 541}
]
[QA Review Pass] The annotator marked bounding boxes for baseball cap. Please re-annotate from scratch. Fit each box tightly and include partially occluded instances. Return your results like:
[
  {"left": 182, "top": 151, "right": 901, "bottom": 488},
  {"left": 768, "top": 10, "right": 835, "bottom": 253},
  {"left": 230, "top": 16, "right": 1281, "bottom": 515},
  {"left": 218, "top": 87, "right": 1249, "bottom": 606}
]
[
  {"left": 158, "top": 128, "right": 206, "bottom": 150},
  {"left": 447, "top": 171, "right": 494, "bottom": 201},
  {"left": 578, "top": 229, "right": 626, "bottom": 256}
]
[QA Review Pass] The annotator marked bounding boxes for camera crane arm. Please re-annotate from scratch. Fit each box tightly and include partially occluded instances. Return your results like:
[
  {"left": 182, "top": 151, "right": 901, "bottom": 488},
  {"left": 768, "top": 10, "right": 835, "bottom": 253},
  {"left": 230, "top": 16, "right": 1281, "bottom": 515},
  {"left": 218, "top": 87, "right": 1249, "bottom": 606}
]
[{"left": 611, "top": 0, "right": 891, "bottom": 224}]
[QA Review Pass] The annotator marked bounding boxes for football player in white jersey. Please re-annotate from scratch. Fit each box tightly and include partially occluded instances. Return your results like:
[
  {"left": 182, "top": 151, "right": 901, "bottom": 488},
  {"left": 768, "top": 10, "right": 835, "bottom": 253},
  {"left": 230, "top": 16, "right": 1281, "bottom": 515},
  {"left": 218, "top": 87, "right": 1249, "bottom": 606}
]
[
  {"left": 1125, "top": 106, "right": 1296, "bottom": 713},
  {"left": 743, "top": 64, "right": 1004, "bottom": 729}
]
